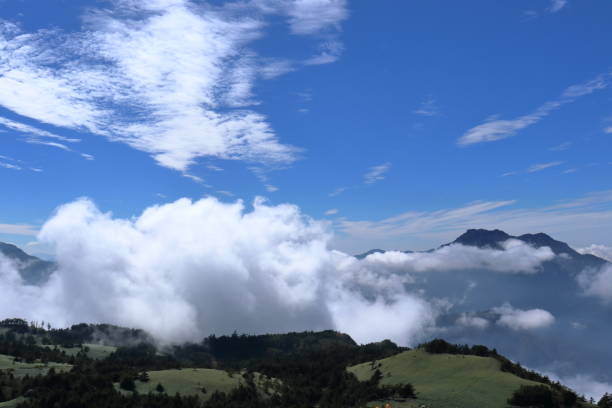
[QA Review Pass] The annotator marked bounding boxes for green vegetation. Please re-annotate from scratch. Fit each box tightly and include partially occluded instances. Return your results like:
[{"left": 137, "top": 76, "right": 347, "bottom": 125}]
[
  {"left": 0, "top": 320, "right": 603, "bottom": 408},
  {"left": 349, "top": 349, "right": 545, "bottom": 408},
  {"left": 0, "top": 353, "right": 71, "bottom": 378},
  {"left": 0, "top": 397, "right": 25, "bottom": 408},
  {"left": 44, "top": 343, "right": 117, "bottom": 360},
  {"left": 118, "top": 368, "right": 279, "bottom": 399}
]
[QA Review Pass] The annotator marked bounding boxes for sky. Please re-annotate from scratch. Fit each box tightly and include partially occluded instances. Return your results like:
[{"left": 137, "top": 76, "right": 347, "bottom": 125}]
[{"left": 1, "top": 0, "right": 612, "bottom": 256}]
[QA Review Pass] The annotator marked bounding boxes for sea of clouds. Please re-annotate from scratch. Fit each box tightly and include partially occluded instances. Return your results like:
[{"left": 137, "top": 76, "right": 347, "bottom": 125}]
[{"left": 0, "top": 196, "right": 561, "bottom": 346}]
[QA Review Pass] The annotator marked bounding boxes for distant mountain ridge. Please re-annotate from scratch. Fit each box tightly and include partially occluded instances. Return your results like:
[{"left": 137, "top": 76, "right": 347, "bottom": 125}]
[
  {"left": 0, "top": 241, "right": 55, "bottom": 285},
  {"left": 356, "top": 228, "right": 609, "bottom": 266}
]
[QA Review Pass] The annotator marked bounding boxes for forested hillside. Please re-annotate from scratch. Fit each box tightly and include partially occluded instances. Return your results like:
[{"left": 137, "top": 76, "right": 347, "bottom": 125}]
[{"left": 0, "top": 319, "right": 605, "bottom": 408}]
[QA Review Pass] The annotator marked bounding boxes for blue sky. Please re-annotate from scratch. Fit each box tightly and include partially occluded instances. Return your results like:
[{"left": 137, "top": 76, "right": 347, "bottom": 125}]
[{"left": 1, "top": 0, "right": 611, "bottom": 255}]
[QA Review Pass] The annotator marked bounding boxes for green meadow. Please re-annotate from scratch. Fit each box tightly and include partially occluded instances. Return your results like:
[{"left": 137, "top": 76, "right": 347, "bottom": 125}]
[
  {"left": 119, "top": 368, "right": 279, "bottom": 399},
  {"left": 348, "top": 349, "right": 542, "bottom": 408},
  {"left": 0, "top": 354, "right": 72, "bottom": 378}
]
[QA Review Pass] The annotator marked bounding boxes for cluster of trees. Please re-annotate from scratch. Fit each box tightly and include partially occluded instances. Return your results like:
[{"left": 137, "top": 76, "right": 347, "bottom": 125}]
[
  {"left": 0, "top": 331, "right": 74, "bottom": 365},
  {"left": 599, "top": 393, "right": 612, "bottom": 408}
]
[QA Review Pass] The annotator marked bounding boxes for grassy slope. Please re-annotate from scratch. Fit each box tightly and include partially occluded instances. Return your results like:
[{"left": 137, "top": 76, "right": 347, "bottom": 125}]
[
  {"left": 120, "top": 369, "right": 279, "bottom": 399},
  {"left": 348, "top": 349, "right": 541, "bottom": 408},
  {"left": 45, "top": 343, "right": 117, "bottom": 360},
  {"left": 0, "top": 354, "right": 72, "bottom": 378},
  {"left": 0, "top": 397, "right": 25, "bottom": 408}
]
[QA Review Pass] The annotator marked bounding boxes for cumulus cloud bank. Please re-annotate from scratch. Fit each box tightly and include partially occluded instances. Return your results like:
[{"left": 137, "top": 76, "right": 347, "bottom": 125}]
[
  {"left": 0, "top": 197, "right": 559, "bottom": 346},
  {"left": 360, "top": 239, "right": 554, "bottom": 274},
  {"left": 0, "top": 197, "right": 438, "bottom": 345}
]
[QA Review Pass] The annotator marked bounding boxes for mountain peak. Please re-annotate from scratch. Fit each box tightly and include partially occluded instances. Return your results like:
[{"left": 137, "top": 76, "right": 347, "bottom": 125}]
[
  {"left": 452, "top": 229, "right": 511, "bottom": 249},
  {"left": 517, "top": 232, "right": 577, "bottom": 256}
]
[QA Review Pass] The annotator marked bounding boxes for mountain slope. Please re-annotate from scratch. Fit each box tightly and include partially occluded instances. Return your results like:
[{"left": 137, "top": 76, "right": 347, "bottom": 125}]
[
  {"left": 0, "top": 242, "right": 55, "bottom": 285},
  {"left": 349, "top": 349, "right": 553, "bottom": 408}
]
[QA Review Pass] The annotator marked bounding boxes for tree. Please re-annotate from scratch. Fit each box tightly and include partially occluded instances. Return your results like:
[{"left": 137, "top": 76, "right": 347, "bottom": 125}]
[
  {"left": 599, "top": 393, "right": 612, "bottom": 408},
  {"left": 398, "top": 383, "right": 416, "bottom": 399},
  {"left": 155, "top": 383, "right": 165, "bottom": 393},
  {"left": 119, "top": 376, "right": 135, "bottom": 391},
  {"left": 508, "top": 385, "right": 554, "bottom": 408}
]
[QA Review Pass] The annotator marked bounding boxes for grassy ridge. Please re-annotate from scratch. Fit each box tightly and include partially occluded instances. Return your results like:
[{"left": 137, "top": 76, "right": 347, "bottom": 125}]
[
  {"left": 42, "top": 343, "right": 117, "bottom": 360},
  {"left": 0, "top": 397, "right": 25, "bottom": 408},
  {"left": 0, "top": 354, "right": 72, "bottom": 378},
  {"left": 348, "top": 349, "right": 541, "bottom": 408},
  {"left": 119, "top": 368, "right": 279, "bottom": 399}
]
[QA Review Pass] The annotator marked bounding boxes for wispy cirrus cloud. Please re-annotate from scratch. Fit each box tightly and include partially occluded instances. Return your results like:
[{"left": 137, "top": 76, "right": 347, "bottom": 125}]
[
  {"left": 0, "top": 160, "right": 21, "bottom": 170},
  {"left": 0, "top": 0, "right": 348, "bottom": 173},
  {"left": 549, "top": 141, "right": 572, "bottom": 151},
  {"left": 334, "top": 191, "right": 612, "bottom": 253},
  {"left": 0, "top": 154, "right": 42, "bottom": 172},
  {"left": 364, "top": 162, "right": 391, "bottom": 184},
  {"left": 0, "top": 116, "right": 84, "bottom": 153},
  {"left": 329, "top": 186, "right": 348, "bottom": 197},
  {"left": 0, "top": 222, "right": 38, "bottom": 236},
  {"left": 458, "top": 75, "right": 609, "bottom": 146},
  {"left": 527, "top": 161, "right": 564, "bottom": 173},
  {"left": 548, "top": 0, "right": 568, "bottom": 13},
  {"left": 413, "top": 96, "right": 440, "bottom": 117}
]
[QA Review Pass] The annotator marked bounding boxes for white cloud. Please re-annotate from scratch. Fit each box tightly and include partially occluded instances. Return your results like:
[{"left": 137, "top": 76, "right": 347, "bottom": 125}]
[
  {"left": 456, "top": 313, "right": 490, "bottom": 329},
  {"left": 577, "top": 264, "right": 612, "bottom": 303},
  {"left": 604, "top": 126, "right": 612, "bottom": 134},
  {"left": 527, "top": 161, "right": 564, "bottom": 173},
  {"left": 546, "top": 373, "right": 612, "bottom": 401},
  {"left": 0, "top": 160, "right": 21, "bottom": 170},
  {"left": 254, "top": 0, "right": 348, "bottom": 35},
  {"left": 364, "top": 162, "right": 391, "bottom": 184},
  {"left": 206, "top": 164, "right": 223, "bottom": 172},
  {"left": 334, "top": 191, "right": 612, "bottom": 254},
  {"left": 360, "top": 239, "right": 554, "bottom": 274},
  {"left": 0, "top": 197, "right": 438, "bottom": 346},
  {"left": 458, "top": 75, "right": 608, "bottom": 145},
  {"left": 0, "top": 116, "right": 84, "bottom": 154},
  {"left": 548, "top": 0, "right": 568, "bottom": 13},
  {"left": 325, "top": 208, "right": 339, "bottom": 216},
  {"left": 0, "top": 223, "right": 38, "bottom": 236},
  {"left": 329, "top": 186, "right": 348, "bottom": 197},
  {"left": 493, "top": 303, "right": 555, "bottom": 330},
  {"left": 550, "top": 141, "right": 571, "bottom": 151},
  {"left": 0, "top": 0, "right": 350, "bottom": 173},
  {"left": 578, "top": 244, "right": 612, "bottom": 262},
  {"left": 250, "top": 166, "right": 280, "bottom": 192},
  {"left": 0, "top": 117, "right": 79, "bottom": 143},
  {"left": 304, "top": 39, "right": 344, "bottom": 65},
  {"left": 413, "top": 96, "right": 439, "bottom": 117}
]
